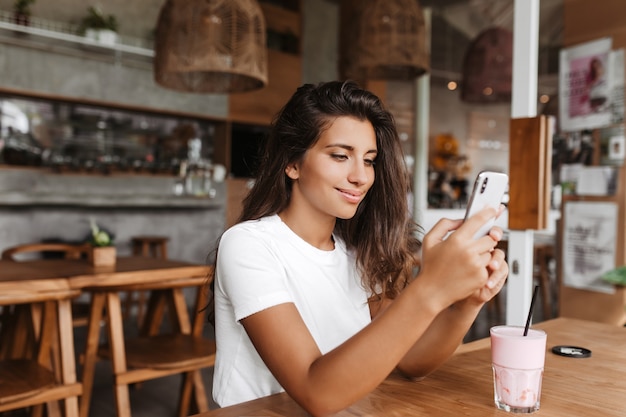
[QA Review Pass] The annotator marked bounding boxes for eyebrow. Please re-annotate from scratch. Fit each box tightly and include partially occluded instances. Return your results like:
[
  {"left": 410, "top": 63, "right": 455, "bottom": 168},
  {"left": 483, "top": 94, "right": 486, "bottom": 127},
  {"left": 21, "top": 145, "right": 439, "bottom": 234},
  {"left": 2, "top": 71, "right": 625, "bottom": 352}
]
[{"left": 325, "top": 143, "right": 378, "bottom": 154}]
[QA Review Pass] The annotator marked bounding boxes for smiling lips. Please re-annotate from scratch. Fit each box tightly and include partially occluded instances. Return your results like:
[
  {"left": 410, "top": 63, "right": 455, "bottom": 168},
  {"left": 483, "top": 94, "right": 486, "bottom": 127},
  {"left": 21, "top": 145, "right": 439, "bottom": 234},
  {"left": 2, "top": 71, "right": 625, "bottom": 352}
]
[{"left": 337, "top": 188, "right": 364, "bottom": 204}]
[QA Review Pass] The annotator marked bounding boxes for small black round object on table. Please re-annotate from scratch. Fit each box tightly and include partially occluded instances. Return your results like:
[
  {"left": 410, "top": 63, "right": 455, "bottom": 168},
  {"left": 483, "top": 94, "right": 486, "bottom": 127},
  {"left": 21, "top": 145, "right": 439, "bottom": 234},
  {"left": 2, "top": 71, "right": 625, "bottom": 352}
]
[{"left": 551, "top": 345, "right": 592, "bottom": 358}]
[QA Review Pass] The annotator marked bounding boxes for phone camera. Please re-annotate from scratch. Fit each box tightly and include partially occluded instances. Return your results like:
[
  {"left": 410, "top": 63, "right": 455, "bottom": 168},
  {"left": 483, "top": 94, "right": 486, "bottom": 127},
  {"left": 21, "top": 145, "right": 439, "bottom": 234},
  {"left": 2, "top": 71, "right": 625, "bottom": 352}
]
[{"left": 480, "top": 177, "right": 488, "bottom": 194}]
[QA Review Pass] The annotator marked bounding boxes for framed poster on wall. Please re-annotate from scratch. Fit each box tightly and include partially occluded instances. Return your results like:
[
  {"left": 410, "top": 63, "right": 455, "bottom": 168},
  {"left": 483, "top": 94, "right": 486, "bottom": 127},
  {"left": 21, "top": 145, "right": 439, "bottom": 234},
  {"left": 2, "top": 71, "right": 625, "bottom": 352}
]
[
  {"left": 559, "top": 37, "right": 613, "bottom": 132},
  {"left": 562, "top": 201, "right": 617, "bottom": 294}
]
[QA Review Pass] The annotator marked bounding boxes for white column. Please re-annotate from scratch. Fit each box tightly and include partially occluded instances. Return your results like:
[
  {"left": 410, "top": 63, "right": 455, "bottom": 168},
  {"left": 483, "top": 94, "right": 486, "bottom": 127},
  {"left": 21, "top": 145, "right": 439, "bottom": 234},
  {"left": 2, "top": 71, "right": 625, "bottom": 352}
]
[
  {"left": 512, "top": 0, "right": 539, "bottom": 119},
  {"left": 413, "top": 8, "right": 431, "bottom": 228},
  {"left": 507, "top": 0, "right": 540, "bottom": 326}
]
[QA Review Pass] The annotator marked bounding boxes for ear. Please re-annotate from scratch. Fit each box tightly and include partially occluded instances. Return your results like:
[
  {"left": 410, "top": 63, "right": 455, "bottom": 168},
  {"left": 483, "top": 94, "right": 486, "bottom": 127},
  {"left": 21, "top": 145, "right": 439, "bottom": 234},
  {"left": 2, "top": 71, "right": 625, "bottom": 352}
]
[{"left": 285, "top": 162, "right": 300, "bottom": 180}]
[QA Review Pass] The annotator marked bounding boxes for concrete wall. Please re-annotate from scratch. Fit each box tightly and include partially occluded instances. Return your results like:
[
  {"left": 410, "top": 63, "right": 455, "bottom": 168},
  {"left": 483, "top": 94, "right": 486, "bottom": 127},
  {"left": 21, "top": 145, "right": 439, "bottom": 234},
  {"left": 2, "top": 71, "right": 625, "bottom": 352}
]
[
  {"left": 0, "top": 167, "right": 226, "bottom": 264},
  {"left": 0, "top": 205, "right": 224, "bottom": 263}
]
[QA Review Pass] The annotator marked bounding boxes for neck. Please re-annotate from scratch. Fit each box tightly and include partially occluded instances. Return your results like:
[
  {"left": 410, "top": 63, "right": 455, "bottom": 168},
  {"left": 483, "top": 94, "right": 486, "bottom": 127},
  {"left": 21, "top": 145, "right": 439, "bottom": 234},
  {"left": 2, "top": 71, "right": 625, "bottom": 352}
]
[{"left": 278, "top": 208, "right": 336, "bottom": 251}]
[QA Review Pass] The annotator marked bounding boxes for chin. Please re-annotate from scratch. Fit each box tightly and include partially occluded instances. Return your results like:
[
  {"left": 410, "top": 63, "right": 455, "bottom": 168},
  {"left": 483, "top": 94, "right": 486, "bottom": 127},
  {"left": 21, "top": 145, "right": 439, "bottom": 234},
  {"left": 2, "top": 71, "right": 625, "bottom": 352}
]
[{"left": 335, "top": 209, "right": 359, "bottom": 220}]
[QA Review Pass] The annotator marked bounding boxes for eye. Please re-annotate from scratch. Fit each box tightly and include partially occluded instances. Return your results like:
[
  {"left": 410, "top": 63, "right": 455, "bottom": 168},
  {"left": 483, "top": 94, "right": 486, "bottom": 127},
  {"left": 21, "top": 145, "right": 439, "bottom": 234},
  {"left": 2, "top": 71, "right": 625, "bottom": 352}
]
[
  {"left": 331, "top": 153, "right": 348, "bottom": 161},
  {"left": 364, "top": 158, "right": 376, "bottom": 166}
]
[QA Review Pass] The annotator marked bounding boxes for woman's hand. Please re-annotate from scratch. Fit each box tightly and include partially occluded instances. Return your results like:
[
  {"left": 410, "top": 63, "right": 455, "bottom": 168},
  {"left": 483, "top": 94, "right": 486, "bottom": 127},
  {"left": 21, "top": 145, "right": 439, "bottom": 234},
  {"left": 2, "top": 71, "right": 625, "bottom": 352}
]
[
  {"left": 461, "top": 241, "right": 508, "bottom": 308},
  {"left": 417, "top": 207, "right": 502, "bottom": 311}
]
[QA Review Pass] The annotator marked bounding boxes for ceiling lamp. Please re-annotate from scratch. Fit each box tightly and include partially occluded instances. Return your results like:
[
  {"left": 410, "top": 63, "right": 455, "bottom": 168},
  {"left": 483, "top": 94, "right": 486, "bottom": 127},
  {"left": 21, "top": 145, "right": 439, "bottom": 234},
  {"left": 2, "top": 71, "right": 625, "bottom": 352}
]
[
  {"left": 154, "top": 0, "right": 268, "bottom": 94},
  {"left": 340, "top": 0, "right": 429, "bottom": 81},
  {"left": 461, "top": 27, "right": 512, "bottom": 103}
]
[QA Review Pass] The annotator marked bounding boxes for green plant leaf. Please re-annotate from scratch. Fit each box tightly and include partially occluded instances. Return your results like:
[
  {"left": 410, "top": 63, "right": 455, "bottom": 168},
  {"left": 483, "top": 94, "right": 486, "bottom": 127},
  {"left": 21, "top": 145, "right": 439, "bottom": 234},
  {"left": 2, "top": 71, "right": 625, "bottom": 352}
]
[{"left": 601, "top": 266, "right": 626, "bottom": 286}]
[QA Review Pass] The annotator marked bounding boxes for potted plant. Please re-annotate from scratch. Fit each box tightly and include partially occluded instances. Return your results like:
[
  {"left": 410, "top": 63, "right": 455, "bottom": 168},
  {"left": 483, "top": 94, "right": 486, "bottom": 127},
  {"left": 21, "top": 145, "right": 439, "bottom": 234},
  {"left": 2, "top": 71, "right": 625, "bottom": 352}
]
[
  {"left": 79, "top": 6, "right": 119, "bottom": 45},
  {"left": 13, "top": 0, "right": 35, "bottom": 26},
  {"left": 88, "top": 218, "right": 116, "bottom": 267}
]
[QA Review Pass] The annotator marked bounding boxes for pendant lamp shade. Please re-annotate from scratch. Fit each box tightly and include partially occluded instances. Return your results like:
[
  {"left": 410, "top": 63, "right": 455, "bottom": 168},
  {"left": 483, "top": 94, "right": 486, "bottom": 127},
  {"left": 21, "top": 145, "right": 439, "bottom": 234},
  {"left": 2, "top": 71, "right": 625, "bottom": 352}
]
[
  {"left": 340, "top": 0, "right": 429, "bottom": 81},
  {"left": 154, "top": 0, "right": 268, "bottom": 94},
  {"left": 461, "top": 27, "right": 512, "bottom": 103}
]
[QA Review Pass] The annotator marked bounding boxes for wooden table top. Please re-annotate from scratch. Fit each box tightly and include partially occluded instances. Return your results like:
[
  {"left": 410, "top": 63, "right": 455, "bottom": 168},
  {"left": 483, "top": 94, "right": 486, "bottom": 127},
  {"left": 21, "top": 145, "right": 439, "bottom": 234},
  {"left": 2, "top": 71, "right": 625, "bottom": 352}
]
[
  {"left": 0, "top": 256, "right": 212, "bottom": 289},
  {"left": 196, "top": 317, "right": 626, "bottom": 417}
]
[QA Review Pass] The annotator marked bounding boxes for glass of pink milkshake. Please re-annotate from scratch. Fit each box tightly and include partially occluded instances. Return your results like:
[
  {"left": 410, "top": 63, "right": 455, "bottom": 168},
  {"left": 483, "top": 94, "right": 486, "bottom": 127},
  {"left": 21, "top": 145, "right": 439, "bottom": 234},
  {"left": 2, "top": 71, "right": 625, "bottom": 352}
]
[{"left": 490, "top": 326, "right": 547, "bottom": 413}]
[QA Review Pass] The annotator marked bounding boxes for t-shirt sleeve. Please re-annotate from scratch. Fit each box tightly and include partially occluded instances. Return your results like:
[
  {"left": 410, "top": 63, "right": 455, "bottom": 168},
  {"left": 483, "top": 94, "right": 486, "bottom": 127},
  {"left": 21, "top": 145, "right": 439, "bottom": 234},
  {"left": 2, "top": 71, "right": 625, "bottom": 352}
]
[{"left": 216, "top": 225, "right": 293, "bottom": 321}]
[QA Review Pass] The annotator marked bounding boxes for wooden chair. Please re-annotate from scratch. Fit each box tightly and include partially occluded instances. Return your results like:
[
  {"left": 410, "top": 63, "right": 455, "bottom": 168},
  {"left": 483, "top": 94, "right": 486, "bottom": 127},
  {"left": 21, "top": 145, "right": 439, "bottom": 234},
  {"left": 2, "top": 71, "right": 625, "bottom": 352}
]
[
  {"left": 1, "top": 243, "right": 89, "bottom": 261},
  {"left": 0, "top": 284, "right": 82, "bottom": 416},
  {"left": 1, "top": 243, "right": 93, "bottom": 327},
  {"left": 80, "top": 275, "right": 215, "bottom": 417}
]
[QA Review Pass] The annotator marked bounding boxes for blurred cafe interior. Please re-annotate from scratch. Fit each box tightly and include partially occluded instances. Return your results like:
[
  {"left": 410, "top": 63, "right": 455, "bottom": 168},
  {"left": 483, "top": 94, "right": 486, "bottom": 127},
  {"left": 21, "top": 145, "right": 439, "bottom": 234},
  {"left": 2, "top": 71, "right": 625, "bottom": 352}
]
[{"left": 0, "top": 0, "right": 625, "bottom": 416}]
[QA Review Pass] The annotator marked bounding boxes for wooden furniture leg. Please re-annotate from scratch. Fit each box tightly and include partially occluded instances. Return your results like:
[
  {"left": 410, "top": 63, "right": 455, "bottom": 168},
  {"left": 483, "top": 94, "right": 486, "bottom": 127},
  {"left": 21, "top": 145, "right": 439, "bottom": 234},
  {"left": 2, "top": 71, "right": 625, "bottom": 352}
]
[
  {"left": 174, "top": 286, "right": 211, "bottom": 416},
  {"left": 57, "top": 297, "right": 80, "bottom": 417},
  {"left": 106, "top": 292, "right": 132, "bottom": 417},
  {"left": 140, "top": 290, "right": 169, "bottom": 336},
  {"left": 79, "top": 292, "right": 106, "bottom": 417},
  {"left": 37, "top": 301, "right": 62, "bottom": 417},
  {"left": 127, "top": 236, "right": 170, "bottom": 326}
]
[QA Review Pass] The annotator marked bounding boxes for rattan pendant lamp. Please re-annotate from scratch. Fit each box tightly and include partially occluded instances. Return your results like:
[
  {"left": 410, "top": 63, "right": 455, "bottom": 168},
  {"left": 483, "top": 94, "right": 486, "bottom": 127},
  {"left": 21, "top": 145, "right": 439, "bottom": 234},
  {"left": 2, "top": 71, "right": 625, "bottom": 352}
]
[
  {"left": 340, "top": 0, "right": 429, "bottom": 81},
  {"left": 154, "top": 0, "right": 268, "bottom": 94},
  {"left": 460, "top": 27, "right": 512, "bottom": 103}
]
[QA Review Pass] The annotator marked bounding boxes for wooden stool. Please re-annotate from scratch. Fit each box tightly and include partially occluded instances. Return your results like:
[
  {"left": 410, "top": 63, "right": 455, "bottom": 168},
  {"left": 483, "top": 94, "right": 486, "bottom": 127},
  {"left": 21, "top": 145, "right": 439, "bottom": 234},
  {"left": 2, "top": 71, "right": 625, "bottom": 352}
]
[
  {"left": 131, "top": 236, "right": 169, "bottom": 259},
  {"left": 126, "top": 236, "right": 170, "bottom": 327}
]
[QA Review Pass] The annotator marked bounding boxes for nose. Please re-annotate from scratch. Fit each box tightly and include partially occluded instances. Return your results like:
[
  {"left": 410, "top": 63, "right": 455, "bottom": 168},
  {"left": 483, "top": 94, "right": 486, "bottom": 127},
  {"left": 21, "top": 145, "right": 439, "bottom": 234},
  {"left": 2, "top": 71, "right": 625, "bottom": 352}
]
[{"left": 347, "top": 159, "right": 371, "bottom": 185}]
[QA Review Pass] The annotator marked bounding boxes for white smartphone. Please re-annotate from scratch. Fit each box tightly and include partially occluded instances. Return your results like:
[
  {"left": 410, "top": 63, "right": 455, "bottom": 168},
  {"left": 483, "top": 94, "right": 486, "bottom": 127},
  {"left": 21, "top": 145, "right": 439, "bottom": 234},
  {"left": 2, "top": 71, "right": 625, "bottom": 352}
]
[{"left": 464, "top": 171, "right": 509, "bottom": 240}]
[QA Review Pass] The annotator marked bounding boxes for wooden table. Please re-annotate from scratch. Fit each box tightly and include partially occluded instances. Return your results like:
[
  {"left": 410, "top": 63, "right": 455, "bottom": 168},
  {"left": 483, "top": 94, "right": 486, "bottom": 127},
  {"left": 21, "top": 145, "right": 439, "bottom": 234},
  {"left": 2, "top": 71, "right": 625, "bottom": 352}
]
[
  {"left": 195, "top": 318, "right": 626, "bottom": 416},
  {"left": 0, "top": 256, "right": 214, "bottom": 417}
]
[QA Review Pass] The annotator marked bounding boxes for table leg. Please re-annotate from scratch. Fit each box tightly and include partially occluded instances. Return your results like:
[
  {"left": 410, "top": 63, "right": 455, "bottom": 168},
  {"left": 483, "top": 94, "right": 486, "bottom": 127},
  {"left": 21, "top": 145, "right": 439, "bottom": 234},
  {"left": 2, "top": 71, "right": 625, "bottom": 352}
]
[
  {"left": 106, "top": 292, "right": 132, "bottom": 417},
  {"left": 79, "top": 292, "right": 106, "bottom": 417},
  {"left": 57, "top": 298, "right": 80, "bottom": 417},
  {"left": 170, "top": 288, "right": 190, "bottom": 334},
  {"left": 9, "top": 305, "right": 34, "bottom": 359},
  {"left": 140, "top": 290, "right": 167, "bottom": 336},
  {"left": 39, "top": 301, "right": 63, "bottom": 417}
]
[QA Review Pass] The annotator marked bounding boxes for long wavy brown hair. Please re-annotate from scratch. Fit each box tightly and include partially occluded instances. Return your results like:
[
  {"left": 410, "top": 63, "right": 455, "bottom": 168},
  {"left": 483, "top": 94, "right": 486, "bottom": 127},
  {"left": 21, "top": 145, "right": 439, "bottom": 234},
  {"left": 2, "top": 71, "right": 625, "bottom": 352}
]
[{"left": 208, "top": 81, "right": 421, "bottom": 321}]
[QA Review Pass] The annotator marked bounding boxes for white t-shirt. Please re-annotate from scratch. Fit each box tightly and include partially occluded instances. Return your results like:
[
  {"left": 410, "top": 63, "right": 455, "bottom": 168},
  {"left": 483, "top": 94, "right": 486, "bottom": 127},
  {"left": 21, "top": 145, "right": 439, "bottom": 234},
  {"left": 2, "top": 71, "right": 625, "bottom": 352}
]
[{"left": 212, "top": 215, "right": 371, "bottom": 407}]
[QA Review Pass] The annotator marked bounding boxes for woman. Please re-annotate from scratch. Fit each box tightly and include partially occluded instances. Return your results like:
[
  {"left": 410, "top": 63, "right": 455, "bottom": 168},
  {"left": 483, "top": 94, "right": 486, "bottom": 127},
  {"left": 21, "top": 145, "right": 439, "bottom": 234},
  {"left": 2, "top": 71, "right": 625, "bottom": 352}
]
[
  {"left": 587, "top": 57, "right": 608, "bottom": 112},
  {"left": 211, "top": 81, "right": 508, "bottom": 416}
]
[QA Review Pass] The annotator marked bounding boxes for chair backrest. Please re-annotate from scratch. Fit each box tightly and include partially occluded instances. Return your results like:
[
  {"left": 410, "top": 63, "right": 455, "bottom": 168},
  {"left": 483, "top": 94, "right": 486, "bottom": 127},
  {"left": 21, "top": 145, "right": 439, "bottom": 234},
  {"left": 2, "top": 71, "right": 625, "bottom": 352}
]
[{"left": 1, "top": 243, "right": 90, "bottom": 261}]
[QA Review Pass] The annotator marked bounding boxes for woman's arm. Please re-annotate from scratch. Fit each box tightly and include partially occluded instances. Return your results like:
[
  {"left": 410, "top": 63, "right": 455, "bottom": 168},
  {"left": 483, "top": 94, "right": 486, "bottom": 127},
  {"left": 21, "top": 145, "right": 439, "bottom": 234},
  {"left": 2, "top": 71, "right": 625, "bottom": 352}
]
[
  {"left": 240, "top": 208, "right": 503, "bottom": 417},
  {"left": 395, "top": 227, "right": 509, "bottom": 378},
  {"left": 242, "top": 280, "right": 440, "bottom": 416}
]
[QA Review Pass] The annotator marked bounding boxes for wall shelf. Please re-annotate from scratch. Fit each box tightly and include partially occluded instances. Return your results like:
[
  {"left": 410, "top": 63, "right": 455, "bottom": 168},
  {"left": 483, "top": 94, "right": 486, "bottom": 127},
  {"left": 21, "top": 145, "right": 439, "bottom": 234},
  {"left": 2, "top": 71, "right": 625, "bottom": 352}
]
[{"left": 0, "top": 10, "right": 154, "bottom": 62}]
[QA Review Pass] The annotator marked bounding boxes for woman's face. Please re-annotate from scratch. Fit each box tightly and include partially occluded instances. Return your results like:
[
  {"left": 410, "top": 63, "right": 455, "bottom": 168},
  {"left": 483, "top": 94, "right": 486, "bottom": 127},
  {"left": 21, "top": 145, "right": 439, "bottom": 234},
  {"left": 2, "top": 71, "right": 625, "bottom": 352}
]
[{"left": 285, "top": 116, "right": 378, "bottom": 221}]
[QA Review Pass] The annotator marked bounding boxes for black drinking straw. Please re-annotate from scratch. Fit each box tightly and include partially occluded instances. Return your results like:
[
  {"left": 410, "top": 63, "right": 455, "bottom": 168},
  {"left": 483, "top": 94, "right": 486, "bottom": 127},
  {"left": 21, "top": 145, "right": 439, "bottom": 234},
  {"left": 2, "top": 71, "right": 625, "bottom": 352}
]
[{"left": 523, "top": 285, "right": 540, "bottom": 336}]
